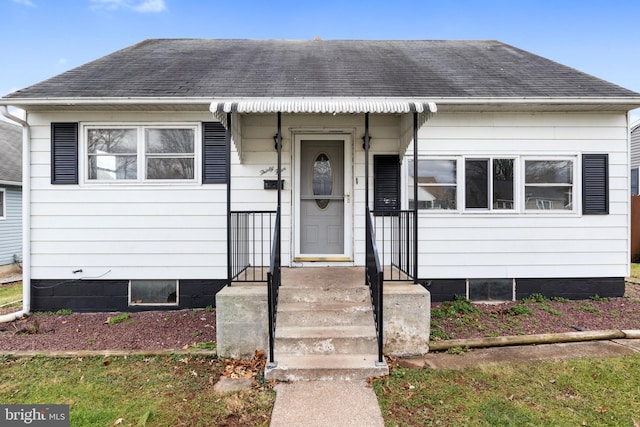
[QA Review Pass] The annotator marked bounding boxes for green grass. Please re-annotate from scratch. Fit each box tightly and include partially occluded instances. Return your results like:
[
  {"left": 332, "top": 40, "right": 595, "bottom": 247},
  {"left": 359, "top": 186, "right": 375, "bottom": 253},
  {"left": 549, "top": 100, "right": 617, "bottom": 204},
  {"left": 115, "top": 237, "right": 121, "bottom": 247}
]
[
  {"left": 630, "top": 263, "right": 640, "bottom": 279},
  {"left": 0, "top": 355, "right": 274, "bottom": 426},
  {"left": 107, "top": 313, "right": 132, "bottom": 325},
  {"left": 374, "top": 354, "right": 640, "bottom": 426},
  {"left": 0, "top": 282, "right": 22, "bottom": 307}
]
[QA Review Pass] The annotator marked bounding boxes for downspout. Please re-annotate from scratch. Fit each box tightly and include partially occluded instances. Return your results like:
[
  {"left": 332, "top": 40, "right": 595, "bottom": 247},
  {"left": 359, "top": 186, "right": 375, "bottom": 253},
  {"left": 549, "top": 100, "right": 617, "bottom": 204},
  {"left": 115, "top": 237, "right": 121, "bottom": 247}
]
[{"left": 0, "top": 106, "right": 30, "bottom": 322}]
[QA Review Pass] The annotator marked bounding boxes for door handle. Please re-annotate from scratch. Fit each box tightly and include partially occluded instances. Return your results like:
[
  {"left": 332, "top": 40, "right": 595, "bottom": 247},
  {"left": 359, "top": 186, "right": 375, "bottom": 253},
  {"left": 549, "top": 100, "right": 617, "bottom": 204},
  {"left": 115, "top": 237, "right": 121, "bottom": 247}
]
[{"left": 345, "top": 193, "right": 350, "bottom": 203}]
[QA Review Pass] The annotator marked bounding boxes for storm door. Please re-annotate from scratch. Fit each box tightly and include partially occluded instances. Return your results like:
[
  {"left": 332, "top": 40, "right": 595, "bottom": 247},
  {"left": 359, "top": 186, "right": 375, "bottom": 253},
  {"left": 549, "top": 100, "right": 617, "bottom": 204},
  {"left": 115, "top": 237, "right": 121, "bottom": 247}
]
[{"left": 295, "top": 135, "right": 352, "bottom": 261}]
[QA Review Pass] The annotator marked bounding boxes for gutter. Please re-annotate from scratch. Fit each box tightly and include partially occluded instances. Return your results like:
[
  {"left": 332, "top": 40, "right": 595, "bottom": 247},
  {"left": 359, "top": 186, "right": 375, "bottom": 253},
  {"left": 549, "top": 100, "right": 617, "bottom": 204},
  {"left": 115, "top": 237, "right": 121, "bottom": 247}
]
[
  {"left": 0, "top": 106, "right": 31, "bottom": 322},
  {"left": 1, "top": 96, "right": 640, "bottom": 109}
]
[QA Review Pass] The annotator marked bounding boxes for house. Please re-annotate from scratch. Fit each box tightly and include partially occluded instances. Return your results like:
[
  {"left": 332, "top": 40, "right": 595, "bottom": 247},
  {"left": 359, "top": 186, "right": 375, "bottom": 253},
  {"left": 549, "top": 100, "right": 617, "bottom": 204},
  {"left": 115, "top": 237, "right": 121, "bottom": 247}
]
[
  {"left": 631, "top": 120, "right": 640, "bottom": 195},
  {"left": 1, "top": 39, "right": 640, "bottom": 362},
  {"left": 0, "top": 120, "right": 22, "bottom": 275}
]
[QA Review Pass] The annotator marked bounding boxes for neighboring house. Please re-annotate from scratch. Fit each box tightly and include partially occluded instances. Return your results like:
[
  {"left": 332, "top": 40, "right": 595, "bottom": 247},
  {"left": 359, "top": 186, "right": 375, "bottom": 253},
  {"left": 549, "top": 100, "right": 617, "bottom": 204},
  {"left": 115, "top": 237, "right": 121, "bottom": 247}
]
[
  {"left": 1, "top": 39, "right": 639, "bottom": 313},
  {"left": 0, "top": 120, "right": 22, "bottom": 274},
  {"left": 631, "top": 120, "right": 640, "bottom": 195}
]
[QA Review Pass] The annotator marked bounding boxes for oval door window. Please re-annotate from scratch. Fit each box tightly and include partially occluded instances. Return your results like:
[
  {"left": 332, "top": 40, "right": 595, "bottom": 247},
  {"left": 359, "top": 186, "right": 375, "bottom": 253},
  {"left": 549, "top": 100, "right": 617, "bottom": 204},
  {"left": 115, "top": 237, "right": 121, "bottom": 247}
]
[{"left": 313, "top": 153, "right": 332, "bottom": 209}]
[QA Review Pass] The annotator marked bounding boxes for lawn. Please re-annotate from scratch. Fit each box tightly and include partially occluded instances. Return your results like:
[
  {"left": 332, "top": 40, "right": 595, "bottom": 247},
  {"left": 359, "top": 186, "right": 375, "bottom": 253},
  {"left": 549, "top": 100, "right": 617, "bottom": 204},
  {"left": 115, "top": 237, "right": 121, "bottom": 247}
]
[
  {"left": 0, "top": 281, "right": 22, "bottom": 313},
  {"left": 0, "top": 355, "right": 274, "bottom": 426},
  {"left": 374, "top": 354, "right": 640, "bottom": 426},
  {"left": 630, "top": 263, "right": 640, "bottom": 279}
]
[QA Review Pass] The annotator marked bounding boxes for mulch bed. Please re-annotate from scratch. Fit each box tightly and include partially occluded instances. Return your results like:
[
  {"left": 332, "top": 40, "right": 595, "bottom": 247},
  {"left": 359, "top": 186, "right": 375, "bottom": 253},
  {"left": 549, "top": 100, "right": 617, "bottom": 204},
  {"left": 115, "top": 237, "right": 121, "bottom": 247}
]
[{"left": 0, "top": 310, "right": 216, "bottom": 352}]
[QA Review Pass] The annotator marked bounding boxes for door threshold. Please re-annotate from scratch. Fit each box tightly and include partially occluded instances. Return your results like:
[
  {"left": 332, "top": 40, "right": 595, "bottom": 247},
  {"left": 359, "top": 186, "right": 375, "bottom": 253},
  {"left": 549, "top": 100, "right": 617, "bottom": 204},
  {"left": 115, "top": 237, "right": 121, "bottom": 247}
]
[{"left": 294, "top": 257, "right": 352, "bottom": 262}]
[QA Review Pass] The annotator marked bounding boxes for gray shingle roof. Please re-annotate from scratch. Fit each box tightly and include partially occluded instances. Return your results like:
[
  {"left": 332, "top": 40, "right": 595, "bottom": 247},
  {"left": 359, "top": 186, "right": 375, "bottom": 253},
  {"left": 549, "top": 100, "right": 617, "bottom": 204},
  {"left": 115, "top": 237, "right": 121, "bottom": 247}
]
[
  {"left": 0, "top": 121, "right": 21, "bottom": 184},
  {"left": 3, "top": 39, "right": 639, "bottom": 100}
]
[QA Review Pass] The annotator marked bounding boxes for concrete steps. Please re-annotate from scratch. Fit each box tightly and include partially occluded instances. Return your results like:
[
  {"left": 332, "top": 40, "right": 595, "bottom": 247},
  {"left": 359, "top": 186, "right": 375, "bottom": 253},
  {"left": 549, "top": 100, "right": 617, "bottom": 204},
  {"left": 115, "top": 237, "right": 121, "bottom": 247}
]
[{"left": 265, "top": 267, "right": 388, "bottom": 381}]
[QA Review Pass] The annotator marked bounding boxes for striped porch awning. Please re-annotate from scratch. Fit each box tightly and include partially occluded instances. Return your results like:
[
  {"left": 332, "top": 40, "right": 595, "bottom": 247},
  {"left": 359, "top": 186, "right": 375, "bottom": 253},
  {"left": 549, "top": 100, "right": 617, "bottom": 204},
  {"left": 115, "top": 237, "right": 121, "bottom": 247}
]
[{"left": 209, "top": 98, "right": 437, "bottom": 115}]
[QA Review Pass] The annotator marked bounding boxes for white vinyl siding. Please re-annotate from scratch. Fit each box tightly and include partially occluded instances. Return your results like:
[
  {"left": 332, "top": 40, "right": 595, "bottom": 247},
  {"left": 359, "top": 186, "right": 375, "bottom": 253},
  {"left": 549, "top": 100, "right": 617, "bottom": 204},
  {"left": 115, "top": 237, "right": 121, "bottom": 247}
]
[
  {"left": 630, "top": 123, "right": 640, "bottom": 169},
  {"left": 411, "top": 112, "right": 629, "bottom": 279},
  {"left": 28, "top": 111, "right": 225, "bottom": 280},
  {"left": 0, "top": 186, "right": 22, "bottom": 266},
  {"left": 27, "top": 110, "right": 629, "bottom": 282}
]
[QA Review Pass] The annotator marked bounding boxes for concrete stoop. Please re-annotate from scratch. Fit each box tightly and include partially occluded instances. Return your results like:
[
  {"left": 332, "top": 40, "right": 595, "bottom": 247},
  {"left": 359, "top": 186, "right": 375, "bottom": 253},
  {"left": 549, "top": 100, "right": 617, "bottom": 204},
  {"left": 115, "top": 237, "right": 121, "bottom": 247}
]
[{"left": 265, "top": 268, "right": 389, "bottom": 381}]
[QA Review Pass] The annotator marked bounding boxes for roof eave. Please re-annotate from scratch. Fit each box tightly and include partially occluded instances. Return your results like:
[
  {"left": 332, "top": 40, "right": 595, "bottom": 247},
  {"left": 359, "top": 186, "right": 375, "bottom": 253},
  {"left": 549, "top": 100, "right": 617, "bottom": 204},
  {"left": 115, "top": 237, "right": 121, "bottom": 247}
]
[{"left": 1, "top": 96, "right": 639, "bottom": 112}]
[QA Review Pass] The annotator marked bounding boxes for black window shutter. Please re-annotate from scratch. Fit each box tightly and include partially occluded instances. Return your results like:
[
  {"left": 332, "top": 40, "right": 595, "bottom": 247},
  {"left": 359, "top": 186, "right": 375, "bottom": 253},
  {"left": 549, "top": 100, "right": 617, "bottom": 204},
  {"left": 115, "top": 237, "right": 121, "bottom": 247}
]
[
  {"left": 202, "top": 122, "right": 228, "bottom": 184},
  {"left": 51, "top": 122, "right": 78, "bottom": 184},
  {"left": 582, "top": 154, "right": 609, "bottom": 215},
  {"left": 632, "top": 168, "right": 639, "bottom": 196},
  {"left": 374, "top": 155, "right": 400, "bottom": 214}
]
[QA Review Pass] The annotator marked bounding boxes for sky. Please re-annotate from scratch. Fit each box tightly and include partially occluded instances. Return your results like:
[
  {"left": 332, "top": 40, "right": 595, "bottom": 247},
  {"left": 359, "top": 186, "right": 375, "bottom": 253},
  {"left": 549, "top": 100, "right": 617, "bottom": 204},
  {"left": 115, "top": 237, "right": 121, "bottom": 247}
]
[{"left": 1, "top": 0, "right": 639, "bottom": 122}]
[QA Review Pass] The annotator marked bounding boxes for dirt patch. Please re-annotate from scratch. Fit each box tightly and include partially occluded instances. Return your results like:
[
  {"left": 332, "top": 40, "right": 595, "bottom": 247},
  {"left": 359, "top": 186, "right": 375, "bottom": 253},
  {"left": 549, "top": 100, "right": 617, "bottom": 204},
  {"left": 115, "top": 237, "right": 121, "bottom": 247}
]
[{"left": 0, "top": 309, "right": 216, "bottom": 351}]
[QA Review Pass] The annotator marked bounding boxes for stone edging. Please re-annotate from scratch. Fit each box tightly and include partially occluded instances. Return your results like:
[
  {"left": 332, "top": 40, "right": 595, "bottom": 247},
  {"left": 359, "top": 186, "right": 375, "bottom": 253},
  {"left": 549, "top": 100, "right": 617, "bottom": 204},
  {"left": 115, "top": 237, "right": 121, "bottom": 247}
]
[
  {"left": 428, "top": 329, "right": 640, "bottom": 352},
  {"left": 0, "top": 349, "right": 216, "bottom": 358}
]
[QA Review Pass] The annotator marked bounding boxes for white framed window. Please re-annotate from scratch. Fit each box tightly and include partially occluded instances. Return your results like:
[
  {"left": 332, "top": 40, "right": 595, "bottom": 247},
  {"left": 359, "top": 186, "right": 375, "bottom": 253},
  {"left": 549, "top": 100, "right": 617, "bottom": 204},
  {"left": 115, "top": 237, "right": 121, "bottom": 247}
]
[
  {"left": 129, "top": 280, "right": 179, "bottom": 305},
  {"left": 523, "top": 158, "right": 575, "bottom": 211},
  {"left": 0, "top": 188, "right": 5, "bottom": 219},
  {"left": 84, "top": 124, "right": 198, "bottom": 183},
  {"left": 406, "top": 155, "right": 577, "bottom": 213},
  {"left": 408, "top": 158, "right": 458, "bottom": 210},
  {"left": 464, "top": 157, "right": 516, "bottom": 211}
]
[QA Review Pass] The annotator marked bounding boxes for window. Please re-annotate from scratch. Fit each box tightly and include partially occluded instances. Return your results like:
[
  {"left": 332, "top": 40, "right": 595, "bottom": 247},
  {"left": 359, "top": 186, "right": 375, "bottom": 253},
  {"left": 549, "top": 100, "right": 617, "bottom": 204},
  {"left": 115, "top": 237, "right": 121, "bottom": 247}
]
[
  {"left": 85, "top": 125, "right": 197, "bottom": 182},
  {"left": 408, "top": 159, "right": 457, "bottom": 210},
  {"left": 632, "top": 168, "right": 639, "bottom": 196},
  {"left": 468, "top": 279, "right": 514, "bottom": 301},
  {"left": 524, "top": 160, "right": 574, "bottom": 211},
  {"left": 0, "top": 189, "right": 4, "bottom": 219},
  {"left": 130, "top": 280, "right": 178, "bottom": 305},
  {"left": 465, "top": 158, "right": 515, "bottom": 210}
]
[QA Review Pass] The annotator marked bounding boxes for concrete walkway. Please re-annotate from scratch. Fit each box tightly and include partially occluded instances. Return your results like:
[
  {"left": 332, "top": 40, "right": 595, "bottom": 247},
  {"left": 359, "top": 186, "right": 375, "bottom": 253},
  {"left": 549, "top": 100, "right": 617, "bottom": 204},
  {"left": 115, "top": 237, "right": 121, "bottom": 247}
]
[
  {"left": 0, "top": 273, "right": 21, "bottom": 285},
  {"left": 270, "top": 380, "right": 384, "bottom": 427},
  {"left": 269, "top": 337, "right": 640, "bottom": 426}
]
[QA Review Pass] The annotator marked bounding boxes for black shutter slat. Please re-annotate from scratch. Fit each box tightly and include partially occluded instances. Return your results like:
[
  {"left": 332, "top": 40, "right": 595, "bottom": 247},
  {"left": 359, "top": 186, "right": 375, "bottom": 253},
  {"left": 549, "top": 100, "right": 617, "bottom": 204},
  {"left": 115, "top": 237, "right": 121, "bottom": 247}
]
[
  {"left": 51, "top": 123, "right": 78, "bottom": 184},
  {"left": 582, "top": 153, "right": 609, "bottom": 215},
  {"left": 202, "top": 122, "right": 228, "bottom": 184},
  {"left": 374, "top": 155, "right": 400, "bottom": 214}
]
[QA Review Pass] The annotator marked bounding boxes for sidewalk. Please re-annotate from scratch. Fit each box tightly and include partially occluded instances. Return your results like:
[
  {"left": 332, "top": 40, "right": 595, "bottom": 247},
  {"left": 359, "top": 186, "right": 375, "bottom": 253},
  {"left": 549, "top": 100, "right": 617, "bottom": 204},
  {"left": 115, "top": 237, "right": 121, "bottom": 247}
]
[
  {"left": 268, "top": 336, "right": 640, "bottom": 426},
  {"left": 270, "top": 380, "right": 384, "bottom": 427}
]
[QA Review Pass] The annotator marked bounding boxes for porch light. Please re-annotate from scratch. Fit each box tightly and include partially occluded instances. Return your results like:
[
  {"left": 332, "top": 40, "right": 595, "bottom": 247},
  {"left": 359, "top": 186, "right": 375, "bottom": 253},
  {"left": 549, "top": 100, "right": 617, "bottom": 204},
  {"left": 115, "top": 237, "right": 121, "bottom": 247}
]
[{"left": 362, "top": 135, "right": 372, "bottom": 149}]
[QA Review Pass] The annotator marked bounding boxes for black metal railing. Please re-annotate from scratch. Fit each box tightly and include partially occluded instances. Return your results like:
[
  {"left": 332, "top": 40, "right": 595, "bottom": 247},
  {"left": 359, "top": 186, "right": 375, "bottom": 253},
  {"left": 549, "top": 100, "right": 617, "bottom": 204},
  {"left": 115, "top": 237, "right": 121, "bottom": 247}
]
[
  {"left": 230, "top": 211, "right": 277, "bottom": 282},
  {"left": 266, "top": 208, "right": 281, "bottom": 366},
  {"left": 371, "top": 210, "right": 416, "bottom": 281},
  {"left": 366, "top": 207, "right": 385, "bottom": 364}
]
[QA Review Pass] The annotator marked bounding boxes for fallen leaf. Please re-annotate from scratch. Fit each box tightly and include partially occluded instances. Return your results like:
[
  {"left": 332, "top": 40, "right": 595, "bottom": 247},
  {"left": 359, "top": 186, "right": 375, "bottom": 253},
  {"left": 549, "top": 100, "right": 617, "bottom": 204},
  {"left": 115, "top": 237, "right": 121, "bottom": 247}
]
[
  {"left": 103, "top": 360, "right": 111, "bottom": 366},
  {"left": 104, "top": 317, "right": 111, "bottom": 325},
  {"left": 508, "top": 394, "right": 514, "bottom": 401},
  {"left": 633, "top": 419, "right": 640, "bottom": 427},
  {"left": 113, "top": 418, "right": 123, "bottom": 426},
  {"left": 208, "top": 376, "right": 214, "bottom": 385},
  {"left": 182, "top": 344, "right": 189, "bottom": 350},
  {"left": 597, "top": 407, "right": 608, "bottom": 414}
]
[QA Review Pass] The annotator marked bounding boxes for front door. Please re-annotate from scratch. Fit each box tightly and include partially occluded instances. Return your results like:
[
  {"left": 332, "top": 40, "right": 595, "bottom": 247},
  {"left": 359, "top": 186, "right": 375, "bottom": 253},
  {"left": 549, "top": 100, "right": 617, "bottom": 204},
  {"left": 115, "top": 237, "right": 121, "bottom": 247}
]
[{"left": 295, "top": 135, "right": 352, "bottom": 261}]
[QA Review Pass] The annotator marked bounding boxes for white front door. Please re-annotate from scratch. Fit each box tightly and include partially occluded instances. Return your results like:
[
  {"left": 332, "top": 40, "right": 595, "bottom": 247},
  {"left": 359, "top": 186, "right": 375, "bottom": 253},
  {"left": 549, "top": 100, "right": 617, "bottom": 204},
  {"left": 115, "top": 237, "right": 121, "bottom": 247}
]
[{"left": 294, "top": 134, "right": 352, "bottom": 261}]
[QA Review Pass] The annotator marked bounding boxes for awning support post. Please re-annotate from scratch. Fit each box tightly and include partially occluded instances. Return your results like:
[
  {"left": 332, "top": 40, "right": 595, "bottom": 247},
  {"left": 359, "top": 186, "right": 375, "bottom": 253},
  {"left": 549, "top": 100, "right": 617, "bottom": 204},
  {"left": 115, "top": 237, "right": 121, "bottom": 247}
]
[
  {"left": 364, "top": 113, "right": 370, "bottom": 210},
  {"left": 226, "top": 112, "right": 232, "bottom": 285},
  {"left": 413, "top": 111, "right": 419, "bottom": 283}
]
